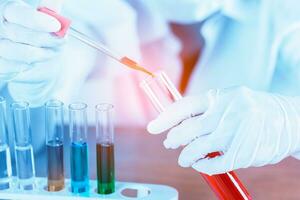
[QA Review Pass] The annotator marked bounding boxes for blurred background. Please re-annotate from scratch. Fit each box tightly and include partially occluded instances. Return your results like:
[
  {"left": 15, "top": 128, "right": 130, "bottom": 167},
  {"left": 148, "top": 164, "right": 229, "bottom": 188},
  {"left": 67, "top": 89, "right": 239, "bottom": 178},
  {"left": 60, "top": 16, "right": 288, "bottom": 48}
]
[{"left": 3, "top": 0, "right": 300, "bottom": 199}]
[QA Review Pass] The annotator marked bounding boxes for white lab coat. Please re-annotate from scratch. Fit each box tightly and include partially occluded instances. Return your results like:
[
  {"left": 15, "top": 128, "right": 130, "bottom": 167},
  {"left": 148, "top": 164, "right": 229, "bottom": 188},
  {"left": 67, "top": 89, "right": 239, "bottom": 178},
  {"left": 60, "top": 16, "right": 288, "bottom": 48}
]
[{"left": 185, "top": 0, "right": 300, "bottom": 96}]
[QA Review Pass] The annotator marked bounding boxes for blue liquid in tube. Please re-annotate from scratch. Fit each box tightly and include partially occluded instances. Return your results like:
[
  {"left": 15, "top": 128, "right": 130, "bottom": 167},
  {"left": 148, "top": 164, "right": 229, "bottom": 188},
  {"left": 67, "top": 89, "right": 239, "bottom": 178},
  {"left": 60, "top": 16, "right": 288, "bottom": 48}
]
[
  {"left": 70, "top": 141, "right": 89, "bottom": 193},
  {"left": 15, "top": 145, "right": 35, "bottom": 190},
  {"left": 0, "top": 144, "right": 11, "bottom": 190}
]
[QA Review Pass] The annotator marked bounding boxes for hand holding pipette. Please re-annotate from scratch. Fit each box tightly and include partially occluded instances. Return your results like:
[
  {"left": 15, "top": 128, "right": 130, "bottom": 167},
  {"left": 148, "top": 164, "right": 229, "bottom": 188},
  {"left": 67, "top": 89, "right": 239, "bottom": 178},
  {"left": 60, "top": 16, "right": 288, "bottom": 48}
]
[{"left": 38, "top": 1, "right": 154, "bottom": 77}]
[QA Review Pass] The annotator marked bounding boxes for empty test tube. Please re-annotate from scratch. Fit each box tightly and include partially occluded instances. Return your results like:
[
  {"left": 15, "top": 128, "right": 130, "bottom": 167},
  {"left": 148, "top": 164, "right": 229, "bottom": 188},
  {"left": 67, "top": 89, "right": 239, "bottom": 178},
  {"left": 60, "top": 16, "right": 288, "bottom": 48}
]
[
  {"left": 11, "top": 101, "right": 35, "bottom": 190},
  {"left": 95, "top": 104, "right": 115, "bottom": 194},
  {"left": 0, "top": 97, "right": 12, "bottom": 190},
  {"left": 69, "top": 103, "right": 89, "bottom": 193},
  {"left": 45, "top": 100, "right": 65, "bottom": 191}
]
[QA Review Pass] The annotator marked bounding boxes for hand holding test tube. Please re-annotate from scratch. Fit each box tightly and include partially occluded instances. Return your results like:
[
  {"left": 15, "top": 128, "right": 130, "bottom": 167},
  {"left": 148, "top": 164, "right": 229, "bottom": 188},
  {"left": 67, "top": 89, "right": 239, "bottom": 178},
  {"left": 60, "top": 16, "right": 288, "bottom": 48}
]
[
  {"left": 37, "top": 1, "right": 251, "bottom": 199},
  {"left": 140, "top": 71, "right": 251, "bottom": 200}
]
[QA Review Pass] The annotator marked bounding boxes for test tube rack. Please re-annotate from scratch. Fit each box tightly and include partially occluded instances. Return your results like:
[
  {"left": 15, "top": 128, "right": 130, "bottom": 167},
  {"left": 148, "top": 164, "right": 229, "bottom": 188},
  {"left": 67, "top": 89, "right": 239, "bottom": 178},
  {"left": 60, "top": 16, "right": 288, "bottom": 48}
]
[{"left": 0, "top": 177, "right": 178, "bottom": 200}]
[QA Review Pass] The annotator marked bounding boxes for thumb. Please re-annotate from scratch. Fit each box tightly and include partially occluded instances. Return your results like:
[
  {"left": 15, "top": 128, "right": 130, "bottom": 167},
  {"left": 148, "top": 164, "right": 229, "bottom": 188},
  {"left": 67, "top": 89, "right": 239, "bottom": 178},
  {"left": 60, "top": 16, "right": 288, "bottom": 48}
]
[
  {"left": 3, "top": 1, "right": 61, "bottom": 32},
  {"left": 147, "top": 94, "right": 210, "bottom": 134}
]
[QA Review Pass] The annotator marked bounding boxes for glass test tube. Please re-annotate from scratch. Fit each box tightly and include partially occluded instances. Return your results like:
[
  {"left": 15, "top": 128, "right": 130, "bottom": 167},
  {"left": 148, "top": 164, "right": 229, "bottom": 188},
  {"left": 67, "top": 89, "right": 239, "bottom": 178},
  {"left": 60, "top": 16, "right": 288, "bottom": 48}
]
[
  {"left": 45, "top": 100, "right": 65, "bottom": 191},
  {"left": 140, "top": 71, "right": 252, "bottom": 200},
  {"left": 11, "top": 101, "right": 35, "bottom": 190},
  {"left": 95, "top": 104, "right": 115, "bottom": 194},
  {"left": 69, "top": 103, "right": 89, "bottom": 193},
  {"left": 0, "top": 97, "right": 12, "bottom": 190}
]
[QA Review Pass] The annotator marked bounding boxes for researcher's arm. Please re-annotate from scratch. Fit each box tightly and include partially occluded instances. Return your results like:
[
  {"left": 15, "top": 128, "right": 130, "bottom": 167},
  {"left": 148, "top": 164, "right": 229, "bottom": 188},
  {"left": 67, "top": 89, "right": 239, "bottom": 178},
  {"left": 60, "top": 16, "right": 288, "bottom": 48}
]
[
  {"left": 0, "top": 0, "right": 64, "bottom": 106},
  {"left": 147, "top": 87, "right": 300, "bottom": 175}
]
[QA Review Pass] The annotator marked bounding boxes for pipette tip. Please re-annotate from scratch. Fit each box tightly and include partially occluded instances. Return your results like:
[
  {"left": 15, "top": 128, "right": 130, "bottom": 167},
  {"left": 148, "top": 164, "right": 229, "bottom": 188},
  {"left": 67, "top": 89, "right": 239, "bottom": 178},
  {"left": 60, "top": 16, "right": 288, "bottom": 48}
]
[{"left": 120, "top": 57, "right": 155, "bottom": 77}]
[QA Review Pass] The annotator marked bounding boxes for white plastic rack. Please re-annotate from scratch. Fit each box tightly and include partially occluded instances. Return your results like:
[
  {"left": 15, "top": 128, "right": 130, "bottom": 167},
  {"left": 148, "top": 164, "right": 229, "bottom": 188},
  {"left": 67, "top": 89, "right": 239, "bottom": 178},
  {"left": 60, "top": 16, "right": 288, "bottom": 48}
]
[{"left": 0, "top": 177, "right": 178, "bottom": 200}]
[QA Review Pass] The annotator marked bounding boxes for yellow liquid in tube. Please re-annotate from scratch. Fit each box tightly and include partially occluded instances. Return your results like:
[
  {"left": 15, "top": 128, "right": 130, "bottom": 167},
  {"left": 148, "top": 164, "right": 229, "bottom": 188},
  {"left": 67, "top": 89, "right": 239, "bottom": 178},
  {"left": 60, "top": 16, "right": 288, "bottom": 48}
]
[{"left": 120, "top": 57, "right": 154, "bottom": 77}]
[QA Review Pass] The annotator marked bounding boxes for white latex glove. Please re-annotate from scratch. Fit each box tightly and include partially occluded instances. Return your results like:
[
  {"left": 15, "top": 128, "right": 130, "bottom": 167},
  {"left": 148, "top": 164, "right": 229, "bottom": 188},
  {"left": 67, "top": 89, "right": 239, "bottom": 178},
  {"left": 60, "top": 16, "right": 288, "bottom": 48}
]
[
  {"left": 147, "top": 86, "right": 300, "bottom": 175},
  {"left": 0, "top": 0, "right": 66, "bottom": 106},
  {"left": 0, "top": 0, "right": 63, "bottom": 81}
]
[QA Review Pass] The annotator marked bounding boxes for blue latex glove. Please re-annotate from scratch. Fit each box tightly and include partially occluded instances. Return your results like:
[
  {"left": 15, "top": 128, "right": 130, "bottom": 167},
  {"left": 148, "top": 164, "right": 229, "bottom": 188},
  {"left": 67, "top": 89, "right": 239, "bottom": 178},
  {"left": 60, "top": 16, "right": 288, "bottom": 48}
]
[
  {"left": 148, "top": 86, "right": 300, "bottom": 175},
  {"left": 0, "top": 0, "right": 65, "bottom": 106}
]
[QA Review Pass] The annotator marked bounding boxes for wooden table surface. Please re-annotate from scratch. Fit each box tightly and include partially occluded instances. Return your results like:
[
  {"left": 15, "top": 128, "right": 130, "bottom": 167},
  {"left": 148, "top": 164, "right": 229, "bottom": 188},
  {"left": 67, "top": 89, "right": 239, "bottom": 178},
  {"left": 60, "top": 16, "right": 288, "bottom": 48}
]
[{"left": 36, "top": 127, "right": 300, "bottom": 200}]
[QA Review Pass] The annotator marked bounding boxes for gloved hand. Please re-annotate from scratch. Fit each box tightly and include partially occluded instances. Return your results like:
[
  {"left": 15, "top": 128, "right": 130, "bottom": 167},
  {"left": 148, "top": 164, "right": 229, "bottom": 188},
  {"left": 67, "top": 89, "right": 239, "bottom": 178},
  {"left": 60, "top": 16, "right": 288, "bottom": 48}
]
[
  {"left": 147, "top": 86, "right": 300, "bottom": 175},
  {"left": 0, "top": 0, "right": 65, "bottom": 106}
]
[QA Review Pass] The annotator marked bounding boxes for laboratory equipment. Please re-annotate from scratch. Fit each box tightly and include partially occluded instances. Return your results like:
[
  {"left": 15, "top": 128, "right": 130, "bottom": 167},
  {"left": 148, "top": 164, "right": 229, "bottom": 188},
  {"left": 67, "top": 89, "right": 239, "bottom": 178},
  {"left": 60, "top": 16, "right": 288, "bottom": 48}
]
[
  {"left": 95, "top": 104, "right": 115, "bottom": 194},
  {"left": 140, "top": 71, "right": 252, "bottom": 200},
  {"left": 45, "top": 100, "right": 65, "bottom": 191},
  {"left": 0, "top": 177, "right": 178, "bottom": 200},
  {"left": 69, "top": 28, "right": 154, "bottom": 77},
  {"left": 0, "top": 97, "right": 12, "bottom": 190},
  {"left": 69, "top": 103, "right": 89, "bottom": 193},
  {"left": 11, "top": 101, "right": 35, "bottom": 190},
  {"left": 37, "top": 7, "right": 154, "bottom": 77}
]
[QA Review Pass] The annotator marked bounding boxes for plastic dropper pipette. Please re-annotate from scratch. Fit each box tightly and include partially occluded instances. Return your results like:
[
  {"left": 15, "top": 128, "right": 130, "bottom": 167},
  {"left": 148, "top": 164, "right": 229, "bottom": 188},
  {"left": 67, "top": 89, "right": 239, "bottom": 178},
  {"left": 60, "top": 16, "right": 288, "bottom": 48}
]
[
  {"left": 37, "top": 6, "right": 154, "bottom": 77},
  {"left": 69, "top": 28, "right": 154, "bottom": 77}
]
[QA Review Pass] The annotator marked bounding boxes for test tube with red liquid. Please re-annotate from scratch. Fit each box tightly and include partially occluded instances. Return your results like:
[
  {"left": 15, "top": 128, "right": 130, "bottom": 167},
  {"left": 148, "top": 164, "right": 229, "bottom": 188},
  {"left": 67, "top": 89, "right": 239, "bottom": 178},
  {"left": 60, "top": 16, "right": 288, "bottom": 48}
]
[{"left": 140, "top": 71, "right": 251, "bottom": 200}]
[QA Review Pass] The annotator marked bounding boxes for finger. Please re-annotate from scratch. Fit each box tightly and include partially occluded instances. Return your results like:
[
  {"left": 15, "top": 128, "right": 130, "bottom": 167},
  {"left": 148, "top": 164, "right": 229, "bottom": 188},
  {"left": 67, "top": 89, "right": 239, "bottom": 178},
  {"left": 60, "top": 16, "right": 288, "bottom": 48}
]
[
  {"left": 0, "top": 58, "right": 30, "bottom": 81},
  {"left": 148, "top": 95, "right": 210, "bottom": 134},
  {"left": 11, "top": 58, "right": 61, "bottom": 83},
  {"left": 4, "top": 2, "right": 61, "bottom": 32},
  {"left": 164, "top": 113, "right": 220, "bottom": 149},
  {"left": 192, "top": 155, "right": 231, "bottom": 176},
  {"left": 0, "top": 22, "right": 64, "bottom": 48},
  {"left": 178, "top": 136, "right": 228, "bottom": 168},
  {"left": 0, "top": 39, "right": 59, "bottom": 64},
  {"left": 7, "top": 59, "right": 61, "bottom": 107},
  {"left": 192, "top": 113, "right": 257, "bottom": 175},
  {"left": 224, "top": 113, "right": 263, "bottom": 168}
]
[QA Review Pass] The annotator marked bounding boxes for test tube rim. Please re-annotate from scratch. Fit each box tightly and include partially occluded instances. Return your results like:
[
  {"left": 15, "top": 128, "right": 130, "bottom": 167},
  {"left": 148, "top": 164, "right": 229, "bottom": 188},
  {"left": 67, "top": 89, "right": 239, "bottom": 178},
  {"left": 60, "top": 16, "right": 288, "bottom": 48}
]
[
  {"left": 95, "top": 103, "right": 114, "bottom": 112},
  {"left": 139, "top": 70, "right": 165, "bottom": 88},
  {"left": 45, "top": 99, "right": 64, "bottom": 108},
  {"left": 69, "top": 102, "right": 88, "bottom": 111},
  {"left": 10, "top": 101, "right": 29, "bottom": 110},
  {"left": 140, "top": 70, "right": 182, "bottom": 99}
]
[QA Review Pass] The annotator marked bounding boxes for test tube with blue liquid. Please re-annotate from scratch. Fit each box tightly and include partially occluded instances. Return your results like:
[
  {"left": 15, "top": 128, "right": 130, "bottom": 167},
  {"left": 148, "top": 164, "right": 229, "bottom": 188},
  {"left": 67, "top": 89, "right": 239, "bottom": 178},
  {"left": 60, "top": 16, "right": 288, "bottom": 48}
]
[
  {"left": 11, "top": 101, "right": 35, "bottom": 190},
  {"left": 0, "top": 97, "right": 12, "bottom": 190},
  {"left": 45, "top": 100, "right": 65, "bottom": 191},
  {"left": 96, "top": 104, "right": 115, "bottom": 194},
  {"left": 69, "top": 103, "right": 89, "bottom": 193}
]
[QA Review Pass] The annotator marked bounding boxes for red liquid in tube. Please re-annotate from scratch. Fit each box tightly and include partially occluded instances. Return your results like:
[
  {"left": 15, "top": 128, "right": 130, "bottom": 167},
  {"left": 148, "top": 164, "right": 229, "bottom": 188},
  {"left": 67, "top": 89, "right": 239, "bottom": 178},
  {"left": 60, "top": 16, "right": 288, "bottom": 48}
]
[
  {"left": 202, "top": 152, "right": 251, "bottom": 200},
  {"left": 140, "top": 72, "right": 252, "bottom": 200}
]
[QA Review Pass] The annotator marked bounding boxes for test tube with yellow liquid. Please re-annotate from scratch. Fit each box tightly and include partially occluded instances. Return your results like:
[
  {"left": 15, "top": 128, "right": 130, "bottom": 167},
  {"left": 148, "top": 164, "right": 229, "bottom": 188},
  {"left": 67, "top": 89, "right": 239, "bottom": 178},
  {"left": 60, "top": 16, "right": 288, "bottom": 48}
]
[{"left": 45, "top": 100, "right": 65, "bottom": 192}]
